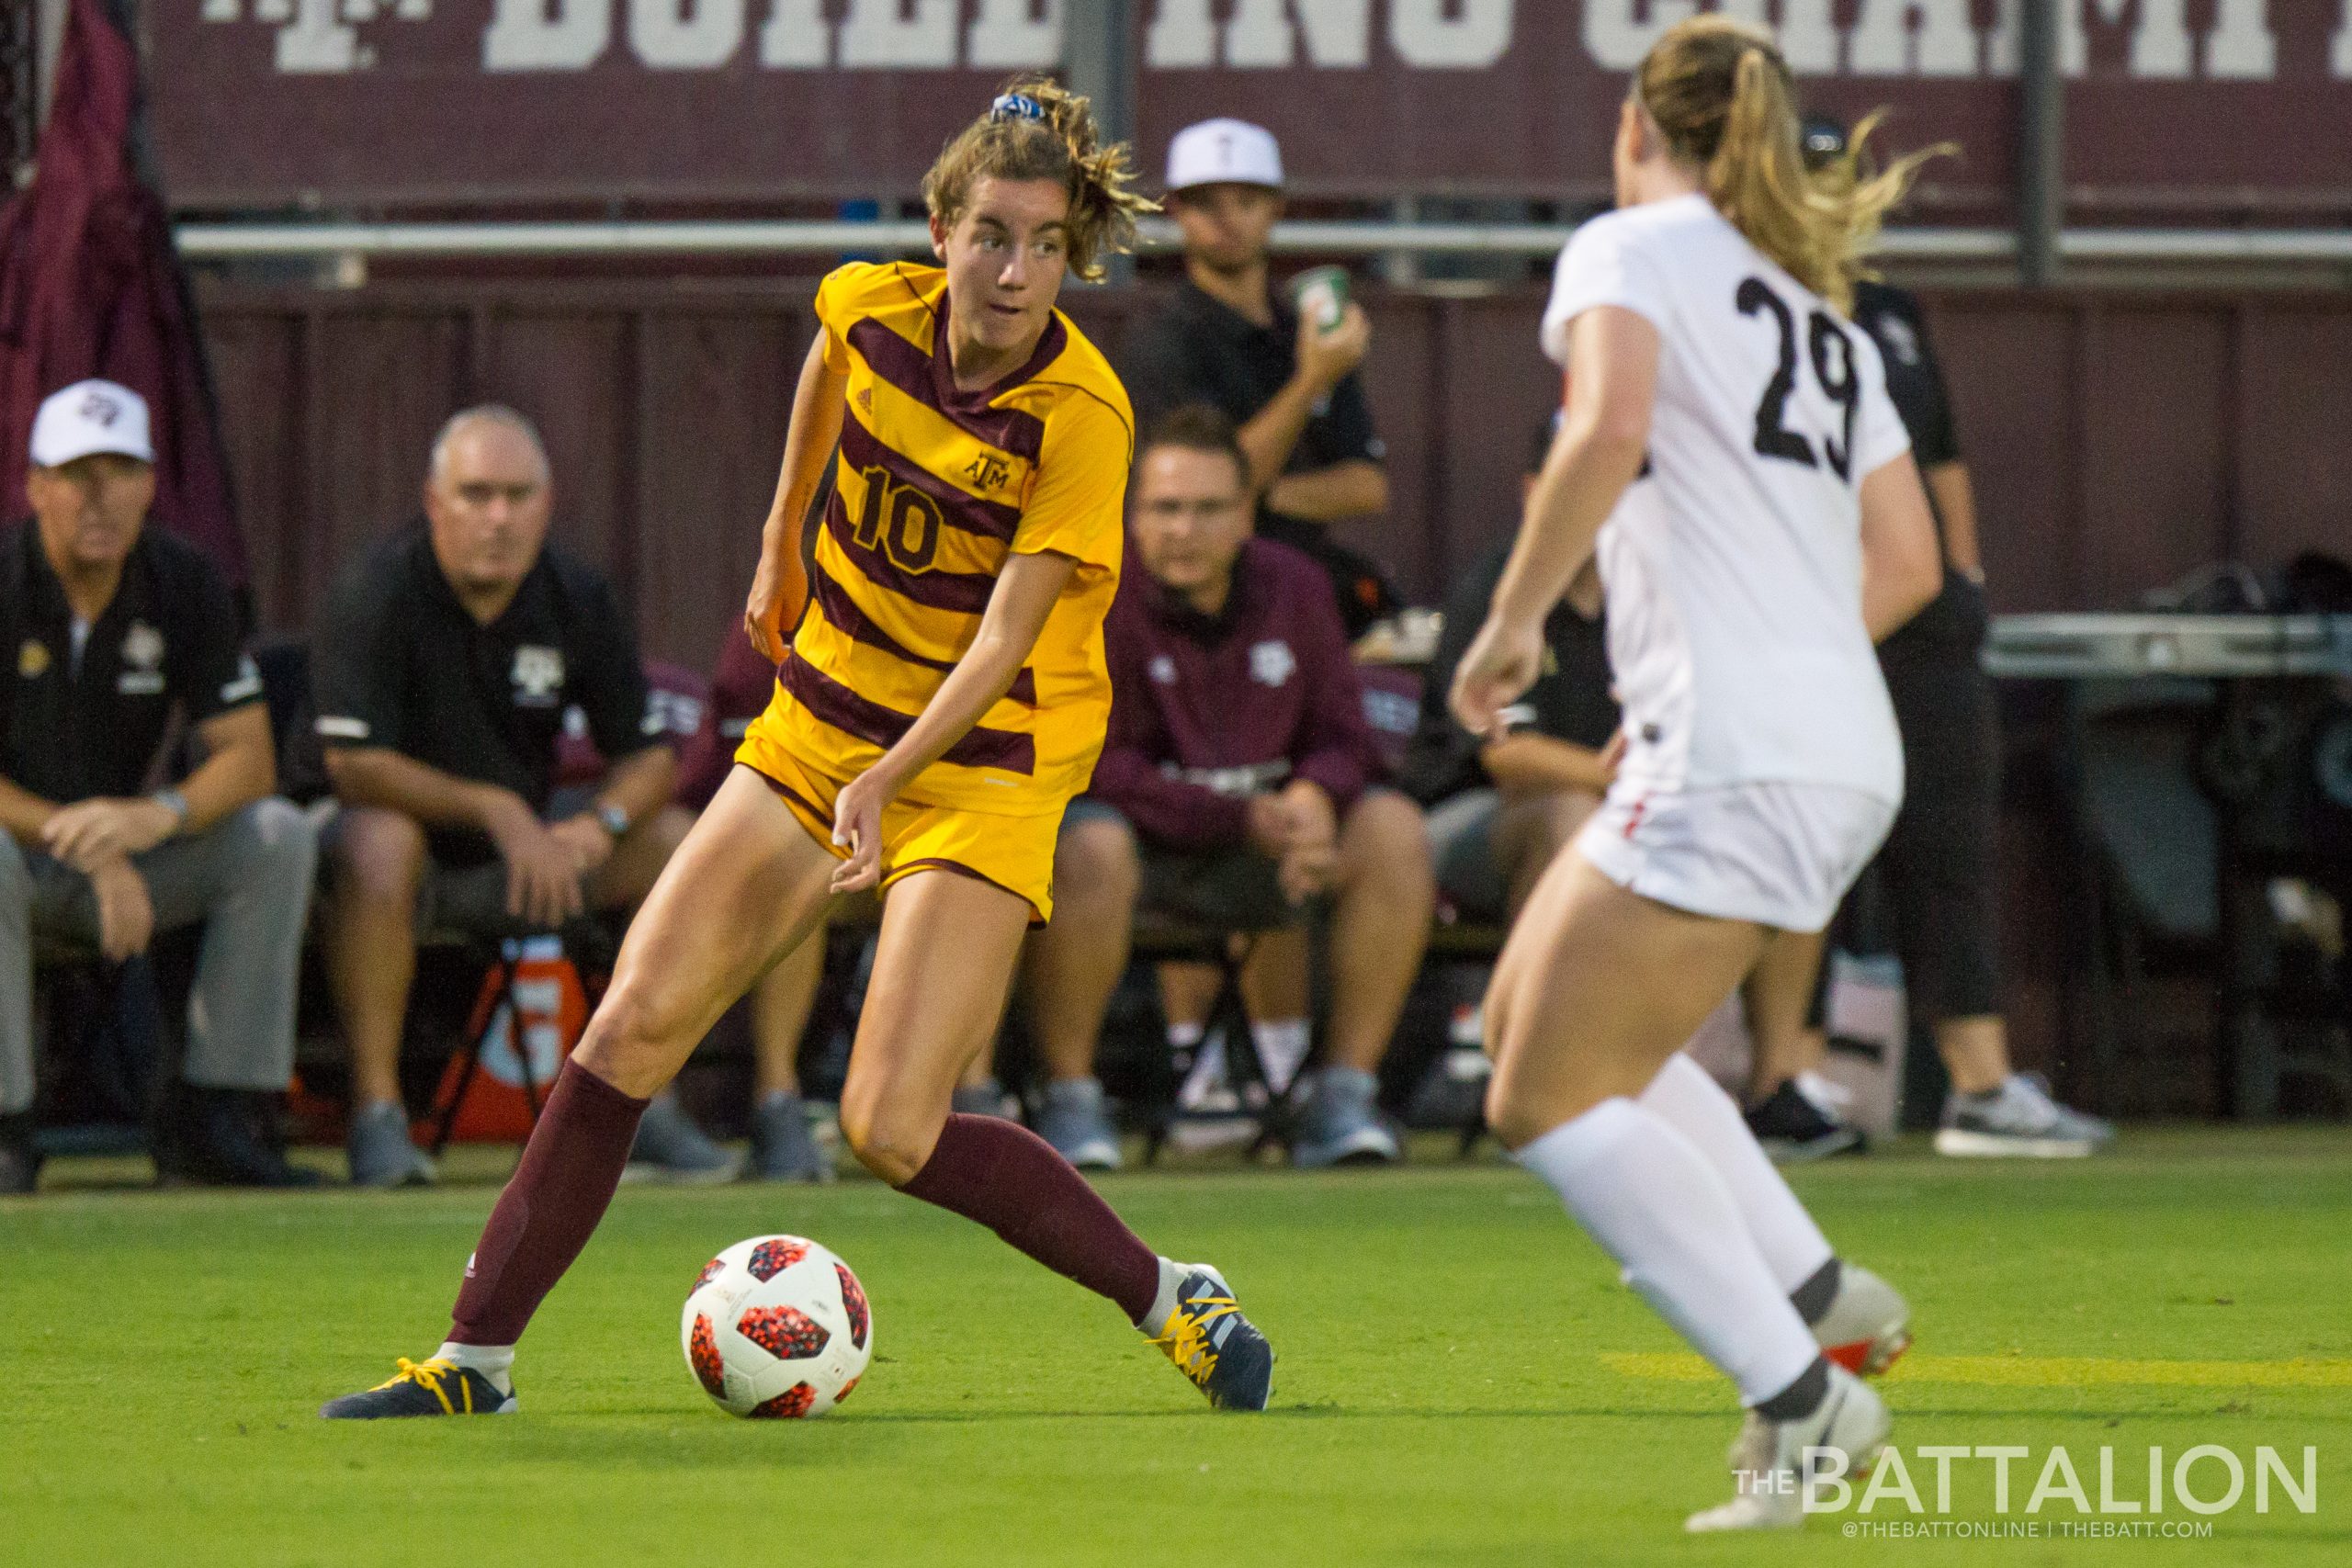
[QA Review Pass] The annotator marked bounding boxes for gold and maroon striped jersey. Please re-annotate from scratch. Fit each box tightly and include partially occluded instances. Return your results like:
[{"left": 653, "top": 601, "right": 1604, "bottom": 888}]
[{"left": 766, "top": 261, "right": 1132, "bottom": 815}]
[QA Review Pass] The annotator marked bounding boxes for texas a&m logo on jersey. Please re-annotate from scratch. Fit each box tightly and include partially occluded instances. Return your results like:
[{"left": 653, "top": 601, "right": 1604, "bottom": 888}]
[{"left": 511, "top": 645, "right": 565, "bottom": 706}]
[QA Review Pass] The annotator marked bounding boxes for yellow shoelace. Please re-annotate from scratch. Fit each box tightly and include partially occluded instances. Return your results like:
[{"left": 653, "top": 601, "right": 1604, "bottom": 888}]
[
  {"left": 1151, "top": 1293, "right": 1241, "bottom": 1386},
  {"left": 371, "top": 1356, "right": 473, "bottom": 1414}
]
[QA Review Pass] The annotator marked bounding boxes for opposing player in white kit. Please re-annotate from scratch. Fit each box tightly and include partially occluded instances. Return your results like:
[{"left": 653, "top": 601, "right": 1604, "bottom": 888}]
[{"left": 1451, "top": 18, "right": 1945, "bottom": 1531}]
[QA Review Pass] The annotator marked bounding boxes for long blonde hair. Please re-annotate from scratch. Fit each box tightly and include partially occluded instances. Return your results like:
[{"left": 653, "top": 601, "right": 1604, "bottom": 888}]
[
  {"left": 922, "top": 75, "right": 1158, "bottom": 284},
  {"left": 1636, "top": 17, "right": 1939, "bottom": 313}
]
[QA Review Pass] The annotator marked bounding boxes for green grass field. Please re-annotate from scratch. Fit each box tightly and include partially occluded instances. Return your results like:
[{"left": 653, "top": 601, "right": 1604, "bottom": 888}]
[{"left": 5, "top": 1128, "right": 2348, "bottom": 1566}]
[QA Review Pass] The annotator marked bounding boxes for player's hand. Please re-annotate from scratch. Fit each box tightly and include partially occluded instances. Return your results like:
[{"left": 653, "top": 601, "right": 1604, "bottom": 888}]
[
  {"left": 549, "top": 814, "right": 616, "bottom": 877},
  {"left": 829, "top": 769, "right": 889, "bottom": 895},
  {"left": 486, "top": 799, "right": 585, "bottom": 928},
  {"left": 88, "top": 857, "right": 155, "bottom": 963},
  {"left": 1296, "top": 302, "right": 1371, "bottom": 395},
  {"left": 41, "top": 797, "right": 179, "bottom": 873},
  {"left": 1449, "top": 614, "right": 1545, "bottom": 743},
  {"left": 743, "top": 549, "right": 806, "bottom": 664}
]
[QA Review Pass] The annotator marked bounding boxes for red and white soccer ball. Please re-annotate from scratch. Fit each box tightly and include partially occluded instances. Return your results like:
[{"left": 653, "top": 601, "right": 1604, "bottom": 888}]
[{"left": 680, "top": 1235, "right": 872, "bottom": 1418}]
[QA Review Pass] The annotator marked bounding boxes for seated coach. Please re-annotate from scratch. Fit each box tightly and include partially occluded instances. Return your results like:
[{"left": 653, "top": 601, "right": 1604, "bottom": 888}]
[
  {"left": 313, "top": 406, "right": 694, "bottom": 1189},
  {"left": 1021, "top": 406, "right": 1432, "bottom": 1171},
  {"left": 0, "top": 380, "right": 318, "bottom": 1193}
]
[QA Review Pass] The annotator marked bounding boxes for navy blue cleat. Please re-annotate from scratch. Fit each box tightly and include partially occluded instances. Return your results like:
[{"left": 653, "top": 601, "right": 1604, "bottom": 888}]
[
  {"left": 320, "top": 1357, "right": 516, "bottom": 1419},
  {"left": 1149, "top": 1264, "right": 1274, "bottom": 1412}
]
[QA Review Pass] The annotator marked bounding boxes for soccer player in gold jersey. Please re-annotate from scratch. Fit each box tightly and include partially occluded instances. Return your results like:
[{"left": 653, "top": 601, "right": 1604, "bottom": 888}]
[{"left": 322, "top": 81, "right": 1274, "bottom": 1420}]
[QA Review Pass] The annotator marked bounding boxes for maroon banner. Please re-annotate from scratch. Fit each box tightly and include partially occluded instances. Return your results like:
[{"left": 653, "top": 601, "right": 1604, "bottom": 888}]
[{"left": 152, "top": 2, "right": 2352, "bottom": 218}]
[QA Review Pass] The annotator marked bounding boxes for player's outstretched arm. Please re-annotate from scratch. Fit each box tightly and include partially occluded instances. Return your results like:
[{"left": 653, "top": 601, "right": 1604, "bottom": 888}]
[
  {"left": 745, "top": 335, "right": 849, "bottom": 660},
  {"left": 1452, "top": 305, "right": 1657, "bottom": 739},
  {"left": 828, "top": 548, "right": 1079, "bottom": 891}
]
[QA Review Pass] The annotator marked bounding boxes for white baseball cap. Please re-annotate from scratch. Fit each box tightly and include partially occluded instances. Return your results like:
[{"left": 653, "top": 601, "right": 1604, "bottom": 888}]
[
  {"left": 28, "top": 379, "right": 154, "bottom": 468},
  {"left": 1165, "top": 118, "right": 1283, "bottom": 194}
]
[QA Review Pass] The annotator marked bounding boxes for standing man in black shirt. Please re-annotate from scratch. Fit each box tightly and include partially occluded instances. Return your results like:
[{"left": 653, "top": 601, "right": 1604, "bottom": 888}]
[
  {"left": 1736, "top": 124, "right": 2113, "bottom": 1161},
  {"left": 1123, "top": 118, "right": 1396, "bottom": 637},
  {"left": 313, "top": 406, "right": 712, "bottom": 1188},
  {"left": 0, "top": 380, "right": 319, "bottom": 1192}
]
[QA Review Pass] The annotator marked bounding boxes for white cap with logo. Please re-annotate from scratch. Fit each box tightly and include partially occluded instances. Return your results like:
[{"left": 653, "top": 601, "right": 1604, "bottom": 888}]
[
  {"left": 29, "top": 379, "right": 154, "bottom": 468},
  {"left": 1165, "top": 118, "right": 1283, "bottom": 194}
]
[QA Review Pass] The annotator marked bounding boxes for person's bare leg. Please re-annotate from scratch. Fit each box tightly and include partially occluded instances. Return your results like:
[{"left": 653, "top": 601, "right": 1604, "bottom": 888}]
[
  {"left": 1021, "top": 815, "right": 1139, "bottom": 1083},
  {"left": 326, "top": 807, "right": 427, "bottom": 1111},
  {"left": 1742, "top": 928, "right": 1828, "bottom": 1103},
  {"left": 1936, "top": 1014, "right": 2009, "bottom": 1094},
  {"left": 1323, "top": 791, "right": 1435, "bottom": 1074},
  {"left": 1237, "top": 926, "right": 1309, "bottom": 1021},
  {"left": 1158, "top": 960, "right": 1221, "bottom": 1032},
  {"left": 1485, "top": 850, "right": 1831, "bottom": 1417},
  {"left": 752, "top": 936, "right": 826, "bottom": 1100},
  {"left": 440, "top": 771, "right": 841, "bottom": 1356}
]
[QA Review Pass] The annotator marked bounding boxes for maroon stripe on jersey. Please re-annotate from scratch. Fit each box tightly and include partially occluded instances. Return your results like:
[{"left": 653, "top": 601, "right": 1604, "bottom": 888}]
[
  {"left": 810, "top": 558, "right": 1036, "bottom": 706},
  {"left": 846, "top": 317, "right": 1048, "bottom": 464},
  {"left": 837, "top": 414, "right": 1020, "bottom": 544},
  {"left": 822, "top": 491, "right": 997, "bottom": 616},
  {"left": 781, "top": 651, "right": 1036, "bottom": 775}
]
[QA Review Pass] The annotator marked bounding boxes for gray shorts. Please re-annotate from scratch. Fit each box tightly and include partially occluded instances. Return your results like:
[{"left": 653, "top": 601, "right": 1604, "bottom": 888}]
[
  {"left": 326, "top": 786, "right": 599, "bottom": 939},
  {"left": 1062, "top": 797, "right": 1301, "bottom": 931},
  {"left": 1425, "top": 788, "right": 1508, "bottom": 922}
]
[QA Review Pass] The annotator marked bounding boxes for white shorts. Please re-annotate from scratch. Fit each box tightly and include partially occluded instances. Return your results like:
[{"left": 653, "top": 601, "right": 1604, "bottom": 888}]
[{"left": 1575, "top": 779, "right": 1898, "bottom": 933}]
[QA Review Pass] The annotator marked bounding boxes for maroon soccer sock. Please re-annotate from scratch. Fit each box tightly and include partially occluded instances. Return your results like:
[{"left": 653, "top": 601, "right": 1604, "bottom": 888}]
[
  {"left": 898, "top": 1113, "right": 1161, "bottom": 1325},
  {"left": 448, "top": 1059, "right": 650, "bottom": 1347}
]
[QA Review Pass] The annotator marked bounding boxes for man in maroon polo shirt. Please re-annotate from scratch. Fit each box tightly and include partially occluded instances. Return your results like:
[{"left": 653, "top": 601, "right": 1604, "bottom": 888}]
[{"left": 1021, "top": 406, "right": 1432, "bottom": 1170}]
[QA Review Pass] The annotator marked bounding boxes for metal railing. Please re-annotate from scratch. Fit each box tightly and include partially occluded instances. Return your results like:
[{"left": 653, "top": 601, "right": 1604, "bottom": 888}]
[{"left": 170, "top": 216, "right": 2352, "bottom": 265}]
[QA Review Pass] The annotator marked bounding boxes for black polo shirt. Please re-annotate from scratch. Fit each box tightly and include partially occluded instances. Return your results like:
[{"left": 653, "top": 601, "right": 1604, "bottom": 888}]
[
  {"left": 1122, "top": 277, "right": 1385, "bottom": 534},
  {"left": 1407, "top": 537, "right": 1618, "bottom": 805},
  {"left": 1850, "top": 281, "right": 1986, "bottom": 660},
  {"left": 0, "top": 519, "right": 260, "bottom": 806},
  {"left": 311, "top": 524, "right": 657, "bottom": 857}
]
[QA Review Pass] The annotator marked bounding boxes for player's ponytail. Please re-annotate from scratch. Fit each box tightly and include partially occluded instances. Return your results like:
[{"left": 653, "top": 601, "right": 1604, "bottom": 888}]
[
  {"left": 922, "top": 75, "right": 1157, "bottom": 283},
  {"left": 1637, "top": 17, "right": 1940, "bottom": 313}
]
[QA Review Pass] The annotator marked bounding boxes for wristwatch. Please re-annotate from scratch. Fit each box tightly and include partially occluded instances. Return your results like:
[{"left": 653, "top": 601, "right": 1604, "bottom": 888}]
[
  {"left": 594, "top": 802, "right": 632, "bottom": 840},
  {"left": 150, "top": 788, "right": 190, "bottom": 832}
]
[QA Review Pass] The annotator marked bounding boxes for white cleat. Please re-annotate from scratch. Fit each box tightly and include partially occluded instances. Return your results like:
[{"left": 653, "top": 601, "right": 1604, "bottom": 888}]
[
  {"left": 1812, "top": 1261, "right": 1912, "bottom": 1377},
  {"left": 1685, "top": 1365, "right": 1891, "bottom": 1532}
]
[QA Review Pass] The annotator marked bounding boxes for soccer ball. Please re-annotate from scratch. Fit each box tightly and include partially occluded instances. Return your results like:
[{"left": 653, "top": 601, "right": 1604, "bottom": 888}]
[{"left": 679, "top": 1235, "right": 872, "bottom": 1418}]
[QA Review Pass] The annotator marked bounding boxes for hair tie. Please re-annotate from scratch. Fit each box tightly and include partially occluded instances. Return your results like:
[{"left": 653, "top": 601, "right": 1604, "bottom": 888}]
[{"left": 989, "top": 92, "right": 1046, "bottom": 123}]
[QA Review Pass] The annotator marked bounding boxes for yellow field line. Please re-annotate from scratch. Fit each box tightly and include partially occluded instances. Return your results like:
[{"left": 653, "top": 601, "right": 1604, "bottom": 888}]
[{"left": 1600, "top": 1353, "right": 2352, "bottom": 1389}]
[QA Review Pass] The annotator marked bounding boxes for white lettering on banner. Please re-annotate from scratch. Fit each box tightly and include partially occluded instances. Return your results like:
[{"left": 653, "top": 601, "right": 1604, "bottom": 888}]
[
  {"left": 2205, "top": 0, "right": 2275, "bottom": 78},
  {"left": 966, "top": 0, "right": 1063, "bottom": 68},
  {"left": 1145, "top": 0, "right": 1216, "bottom": 67},
  {"left": 484, "top": 0, "right": 612, "bottom": 71},
  {"left": 759, "top": 0, "right": 829, "bottom": 67},
  {"left": 839, "top": 0, "right": 959, "bottom": 67},
  {"left": 1391, "top": 0, "right": 1512, "bottom": 68},
  {"left": 1226, "top": 1, "right": 1374, "bottom": 69},
  {"left": 198, "top": 0, "right": 2303, "bottom": 81},
  {"left": 1584, "top": 1, "right": 1695, "bottom": 71},
  {"left": 630, "top": 0, "right": 745, "bottom": 69},
  {"left": 1848, "top": 0, "right": 1980, "bottom": 77}
]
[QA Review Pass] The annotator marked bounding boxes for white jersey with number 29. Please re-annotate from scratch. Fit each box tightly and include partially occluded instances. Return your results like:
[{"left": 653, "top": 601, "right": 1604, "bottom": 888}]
[{"left": 1541, "top": 193, "right": 1912, "bottom": 805}]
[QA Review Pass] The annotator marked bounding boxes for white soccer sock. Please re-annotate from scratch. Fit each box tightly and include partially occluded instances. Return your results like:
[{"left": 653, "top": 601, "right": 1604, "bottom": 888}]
[
  {"left": 436, "top": 1340, "right": 515, "bottom": 1394},
  {"left": 1639, "top": 1053, "right": 1835, "bottom": 1294},
  {"left": 1514, "top": 1098, "right": 1822, "bottom": 1406},
  {"left": 1250, "top": 1019, "right": 1311, "bottom": 1095},
  {"left": 1136, "top": 1257, "right": 1189, "bottom": 1339}
]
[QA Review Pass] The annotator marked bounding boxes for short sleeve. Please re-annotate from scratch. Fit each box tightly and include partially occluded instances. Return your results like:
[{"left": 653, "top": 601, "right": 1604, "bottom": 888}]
[
  {"left": 810, "top": 263, "right": 868, "bottom": 376},
  {"left": 568, "top": 570, "right": 661, "bottom": 762},
  {"left": 169, "top": 550, "right": 262, "bottom": 724},
  {"left": 1012, "top": 392, "right": 1132, "bottom": 573},
  {"left": 1852, "top": 332, "right": 1914, "bottom": 480},
  {"left": 1118, "top": 310, "right": 1199, "bottom": 437},
  {"left": 1540, "top": 214, "right": 1672, "bottom": 366},
  {"left": 311, "top": 555, "right": 406, "bottom": 751},
  {"left": 1297, "top": 370, "right": 1384, "bottom": 470}
]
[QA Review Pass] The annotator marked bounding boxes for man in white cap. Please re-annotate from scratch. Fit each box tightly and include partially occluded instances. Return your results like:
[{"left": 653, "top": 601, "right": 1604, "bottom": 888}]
[
  {"left": 0, "top": 379, "right": 320, "bottom": 1192},
  {"left": 1123, "top": 118, "right": 1393, "bottom": 637}
]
